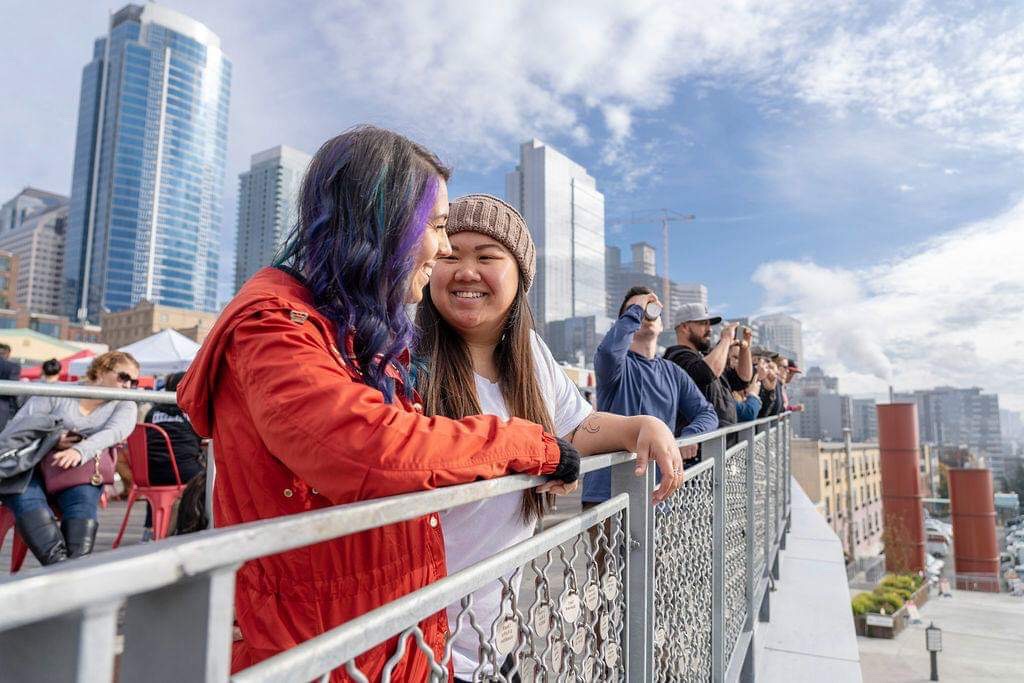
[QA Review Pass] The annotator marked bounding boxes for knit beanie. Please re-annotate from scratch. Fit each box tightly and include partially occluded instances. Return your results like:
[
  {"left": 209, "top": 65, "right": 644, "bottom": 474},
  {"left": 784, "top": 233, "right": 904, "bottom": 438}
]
[{"left": 446, "top": 194, "right": 537, "bottom": 291}]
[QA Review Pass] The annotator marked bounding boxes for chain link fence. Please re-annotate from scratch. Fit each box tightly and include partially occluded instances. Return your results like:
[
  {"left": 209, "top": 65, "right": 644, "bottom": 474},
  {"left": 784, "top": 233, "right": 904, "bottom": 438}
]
[{"left": 0, "top": 382, "right": 793, "bottom": 683}]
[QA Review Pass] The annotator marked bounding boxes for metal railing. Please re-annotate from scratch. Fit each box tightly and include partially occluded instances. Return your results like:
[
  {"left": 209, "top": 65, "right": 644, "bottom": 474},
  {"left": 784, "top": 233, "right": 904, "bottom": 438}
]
[{"left": 0, "top": 381, "right": 792, "bottom": 682}]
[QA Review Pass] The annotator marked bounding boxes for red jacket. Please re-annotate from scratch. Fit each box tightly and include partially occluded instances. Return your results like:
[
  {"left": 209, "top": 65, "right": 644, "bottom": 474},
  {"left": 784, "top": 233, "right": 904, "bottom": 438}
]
[{"left": 178, "top": 268, "right": 561, "bottom": 681}]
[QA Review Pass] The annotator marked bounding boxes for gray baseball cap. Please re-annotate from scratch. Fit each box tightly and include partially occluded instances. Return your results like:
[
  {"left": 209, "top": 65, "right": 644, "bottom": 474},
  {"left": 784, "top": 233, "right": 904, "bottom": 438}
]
[{"left": 674, "top": 302, "right": 722, "bottom": 326}]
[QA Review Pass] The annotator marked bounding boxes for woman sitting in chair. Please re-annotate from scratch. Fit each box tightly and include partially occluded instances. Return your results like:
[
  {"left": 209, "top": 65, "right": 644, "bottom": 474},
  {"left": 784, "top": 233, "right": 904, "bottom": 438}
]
[
  {"left": 140, "top": 371, "right": 203, "bottom": 540},
  {"left": 0, "top": 351, "right": 140, "bottom": 564}
]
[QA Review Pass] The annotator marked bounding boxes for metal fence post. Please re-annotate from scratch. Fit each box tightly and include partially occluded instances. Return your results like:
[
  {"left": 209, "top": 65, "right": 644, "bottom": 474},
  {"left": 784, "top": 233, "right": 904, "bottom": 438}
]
[
  {"left": 0, "top": 602, "right": 120, "bottom": 682},
  {"left": 205, "top": 440, "right": 216, "bottom": 530},
  {"left": 120, "top": 567, "right": 238, "bottom": 682},
  {"left": 708, "top": 434, "right": 727, "bottom": 682},
  {"left": 740, "top": 426, "right": 756, "bottom": 633},
  {"left": 612, "top": 458, "right": 654, "bottom": 682}
]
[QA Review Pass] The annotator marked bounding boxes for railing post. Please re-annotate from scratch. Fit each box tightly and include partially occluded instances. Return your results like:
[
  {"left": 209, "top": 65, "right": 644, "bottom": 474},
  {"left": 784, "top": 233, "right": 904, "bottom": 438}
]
[
  {"left": 0, "top": 602, "right": 120, "bottom": 682},
  {"left": 120, "top": 567, "right": 238, "bottom": 682},
  {"left": 740, "top": 426, "right": 756, "bottom": 634},
  {"left": 205, "top": 440, "right": 216, "bottom": 529},
  {"left": 709, "top": 434, "right": 727, "bottom": 683},
  {"left": 612, "top": 458, "right": 654, "bottom": 683}
]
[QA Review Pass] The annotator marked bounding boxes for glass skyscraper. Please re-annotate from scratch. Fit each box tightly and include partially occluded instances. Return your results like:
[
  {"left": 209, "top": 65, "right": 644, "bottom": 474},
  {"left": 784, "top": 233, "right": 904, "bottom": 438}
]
[
  {"left": 506, "top": 139, "right": 607, "bottom": 328},
  {"left": 64, "top": 4, "right": 231, "bottom": 321},
  {"left": 234, "top": 145, "right": 311, "bottom": 293}
]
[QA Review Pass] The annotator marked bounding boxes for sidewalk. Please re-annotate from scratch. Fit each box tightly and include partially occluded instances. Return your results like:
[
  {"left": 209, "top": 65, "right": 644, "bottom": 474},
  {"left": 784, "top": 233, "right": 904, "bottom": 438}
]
[{"left": 857, "top": 588, "right": 1024, "bottom": 682}]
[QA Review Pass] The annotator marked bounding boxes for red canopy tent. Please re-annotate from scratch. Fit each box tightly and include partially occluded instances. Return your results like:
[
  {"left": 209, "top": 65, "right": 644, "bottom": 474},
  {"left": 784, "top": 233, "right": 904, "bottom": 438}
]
[{"left": 21, "top": 349, "right": 95, "bottom": 381}]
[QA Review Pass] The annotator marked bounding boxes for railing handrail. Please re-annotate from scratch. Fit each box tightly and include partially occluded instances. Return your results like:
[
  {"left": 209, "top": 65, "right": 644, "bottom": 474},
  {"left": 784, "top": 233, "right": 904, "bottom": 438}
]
[
  {"left": 0, "top": 380, "right": 793, "bottom": 681},
  {"left": 0, "top": 417, "right": 782, "bottom": 633},
  {"left": 0, "top": 379, "right": 177, "bottom": 404}
]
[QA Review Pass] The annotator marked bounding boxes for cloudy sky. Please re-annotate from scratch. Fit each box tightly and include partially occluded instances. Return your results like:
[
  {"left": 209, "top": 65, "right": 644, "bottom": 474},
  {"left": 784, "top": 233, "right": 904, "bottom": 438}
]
[{"left": 2, "top": 0, "right": 1023, "bottom": 408}]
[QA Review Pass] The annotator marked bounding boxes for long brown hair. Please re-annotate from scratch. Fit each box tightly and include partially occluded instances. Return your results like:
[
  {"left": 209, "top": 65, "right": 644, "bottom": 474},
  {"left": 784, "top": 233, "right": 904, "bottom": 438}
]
[{"left": 416, "top": 279, "right": 555, "bottom": 522}]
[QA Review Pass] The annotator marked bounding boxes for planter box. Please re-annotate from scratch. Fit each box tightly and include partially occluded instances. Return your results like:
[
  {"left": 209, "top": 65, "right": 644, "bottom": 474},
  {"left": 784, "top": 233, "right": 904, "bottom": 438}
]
[{"left": 854, "top": 582, "right": 929, "bottom": 639}]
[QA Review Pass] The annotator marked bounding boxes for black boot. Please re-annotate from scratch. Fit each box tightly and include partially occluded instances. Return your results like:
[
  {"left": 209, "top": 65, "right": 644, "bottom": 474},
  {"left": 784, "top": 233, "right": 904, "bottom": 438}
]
[
  {"left": 61, "top": 518, "right": 99, "bottom": 558},
  {"left": 15, "top": 508, "right": 68, "bottom": 565}
]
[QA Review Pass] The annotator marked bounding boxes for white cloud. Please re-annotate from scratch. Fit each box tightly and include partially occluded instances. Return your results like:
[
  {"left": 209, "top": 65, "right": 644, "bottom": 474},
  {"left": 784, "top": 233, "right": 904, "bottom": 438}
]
[
  {"left": 201, "top": 0, "right": 1024, "bottom": 181},
  {"left": 898, "top": 183, "right": 914, "bottom": 192},
  {"left": 752, "top": 198, "right": 1024, "bottom": 409}
]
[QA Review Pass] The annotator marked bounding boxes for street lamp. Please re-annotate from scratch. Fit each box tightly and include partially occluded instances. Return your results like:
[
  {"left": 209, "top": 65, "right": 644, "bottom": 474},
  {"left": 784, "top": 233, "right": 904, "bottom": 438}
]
[{"left": 925, "top": 622, "right": 942, "bottom": 681}]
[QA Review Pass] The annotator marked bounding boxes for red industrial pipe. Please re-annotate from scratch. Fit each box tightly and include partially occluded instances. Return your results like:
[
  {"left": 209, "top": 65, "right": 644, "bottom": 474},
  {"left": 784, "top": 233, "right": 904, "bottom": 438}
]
[
  {"left": 948, "top": 468, "right": 1000, "bottom": 592},
  {"left": 877, "top": 403, "right": 926, "bottom": 573}
]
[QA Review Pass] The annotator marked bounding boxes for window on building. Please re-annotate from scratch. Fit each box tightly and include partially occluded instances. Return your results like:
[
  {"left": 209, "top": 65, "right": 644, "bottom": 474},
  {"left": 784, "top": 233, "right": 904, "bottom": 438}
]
[
  {"left": 822, "top": 461, "right": 829, "bottom": 480},
  {"left": 824, "top": 497, "right": 831, "bottom": 515}
]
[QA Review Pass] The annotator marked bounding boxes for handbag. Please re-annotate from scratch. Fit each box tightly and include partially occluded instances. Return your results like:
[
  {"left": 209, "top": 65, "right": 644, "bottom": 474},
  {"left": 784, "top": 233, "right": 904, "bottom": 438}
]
[{"left": 40, "top": 447, "right": 116, "bottom": 494}]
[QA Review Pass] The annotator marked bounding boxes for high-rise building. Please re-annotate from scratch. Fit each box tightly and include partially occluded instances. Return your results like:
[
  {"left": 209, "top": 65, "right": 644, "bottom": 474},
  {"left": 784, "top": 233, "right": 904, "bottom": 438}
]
[
  {"left": 790, "top": 367, "right": 851, "bottom": 441},
  {"left": 1, "top": 188, "right": 67, "bottom": 234},
  {"left": 64, "top": 4, "right": 231, "bottom": 321},
  {"left": 895, "top": 387, "right": 1003, "bottom": 477},
  {"left": 506, "top": 139, "right": 607, "bottom": 331},
  {"left": 0, "top": 192, "right": 68, "bottom": 315},
  {"left": 605, "top": 242, "right": 707, "bottom": 348},
  {"left": 754, "top": 313, "right": 803, "bottom": 365},
  {"left": 234, "top": 145, "right": 310, "bottom": 292},
  {"left": 851, "top": 398, "right": 879, "bottom": 442}
]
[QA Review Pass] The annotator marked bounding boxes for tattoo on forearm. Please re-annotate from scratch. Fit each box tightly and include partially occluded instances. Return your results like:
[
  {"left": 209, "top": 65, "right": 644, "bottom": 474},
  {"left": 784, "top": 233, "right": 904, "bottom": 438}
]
[{"left": 580, "top": 415, "right": 601, "bottom": 434}]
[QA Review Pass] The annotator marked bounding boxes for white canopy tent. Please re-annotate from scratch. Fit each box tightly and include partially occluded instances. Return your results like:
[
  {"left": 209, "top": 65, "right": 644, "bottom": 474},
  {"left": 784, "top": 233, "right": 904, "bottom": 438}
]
[{"left": 69, "top": 329, "right": 201, "bottom": 377}]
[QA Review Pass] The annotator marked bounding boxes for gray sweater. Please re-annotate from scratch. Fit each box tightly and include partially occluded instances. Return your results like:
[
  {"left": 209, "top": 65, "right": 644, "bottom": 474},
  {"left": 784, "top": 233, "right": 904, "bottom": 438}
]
[{"left": 7, "top": 395, "right": 138, "bottom": 460}]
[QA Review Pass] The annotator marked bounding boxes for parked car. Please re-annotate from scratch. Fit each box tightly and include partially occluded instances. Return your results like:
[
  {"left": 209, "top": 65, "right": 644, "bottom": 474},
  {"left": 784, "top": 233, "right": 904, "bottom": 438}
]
[
  {"left": 925, "top": 518, "right": 953, "bottom": 537},
  {"left": 926, "top": 553, "right": 945, "bottom": 578},
  {"left": 927, "top": 534, "right": 951, "bottom": 558}
]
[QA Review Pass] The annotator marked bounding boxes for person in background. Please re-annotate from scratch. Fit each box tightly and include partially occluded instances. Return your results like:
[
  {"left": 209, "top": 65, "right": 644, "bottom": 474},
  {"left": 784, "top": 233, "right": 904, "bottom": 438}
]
[
  {"left": 583, "top": 287, "right": 717, "bottom": 505},
  {"left": 0, "top": 351, "right": 140, "bottom": 564},
  {"left": 728, "top": 345, "right": 762, "bottom": 422},
  {"left": 0, "top": 344, "right": 22, "bottom": 431},
  {"left": 41, "top": 358, "right": 62, "bottom": 383},
  {"left": 177, "top": 126, "right": 581, "bottom": 681},
  {"left": 784, "top": 359, "right": 805, "bottom": 412},
  {"left": 416, "top": 194, "right": 683, "bottom": 682},
  {"left": 665, "top": 306, "right": 754, "bottom": 444},
  {"left": 754, "top": 352, "right": 780, "bottom": 418},
  {"left": 140, "top": 371, "right": 204, "bottom": 541}
]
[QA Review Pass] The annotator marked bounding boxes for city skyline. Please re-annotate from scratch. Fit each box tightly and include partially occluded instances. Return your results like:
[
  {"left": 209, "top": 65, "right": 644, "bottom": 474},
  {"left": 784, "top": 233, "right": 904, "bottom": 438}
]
[{"left": 2, "top": 1, "right": 1022, "bottom": 409}]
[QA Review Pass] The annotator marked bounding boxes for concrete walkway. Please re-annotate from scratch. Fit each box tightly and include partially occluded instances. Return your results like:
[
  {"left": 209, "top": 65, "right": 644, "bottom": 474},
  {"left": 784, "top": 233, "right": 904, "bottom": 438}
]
[
  {"left": 759, "top": 479, "right": 863, "bottom": 682},
  {"left": 858, "top": 588, "right": 1024, "bottom": 682}
]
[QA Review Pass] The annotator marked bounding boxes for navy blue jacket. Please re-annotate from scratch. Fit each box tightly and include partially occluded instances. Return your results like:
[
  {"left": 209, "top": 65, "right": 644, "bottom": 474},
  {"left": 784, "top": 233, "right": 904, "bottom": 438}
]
[{"left": 582, "top": 305, "right": 718, "bottom": 503}]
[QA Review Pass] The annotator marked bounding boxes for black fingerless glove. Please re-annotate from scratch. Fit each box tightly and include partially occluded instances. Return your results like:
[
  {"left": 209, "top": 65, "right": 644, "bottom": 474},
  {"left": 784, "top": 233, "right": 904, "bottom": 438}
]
[{"left": 547, "top": 437, "right": 581, "bottom": 484}]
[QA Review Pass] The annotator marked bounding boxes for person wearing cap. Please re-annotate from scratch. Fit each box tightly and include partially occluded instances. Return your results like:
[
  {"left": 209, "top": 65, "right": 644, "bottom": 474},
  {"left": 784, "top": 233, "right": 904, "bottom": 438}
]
[
  {"left": 665, "top": 305, "right": 754, "bottom": 444},
  {"left": 780, "top": 358, "right": 805, "bottom": 412},
  {"left": 583, "top": 287, "right": 718, "bottom": 504}
]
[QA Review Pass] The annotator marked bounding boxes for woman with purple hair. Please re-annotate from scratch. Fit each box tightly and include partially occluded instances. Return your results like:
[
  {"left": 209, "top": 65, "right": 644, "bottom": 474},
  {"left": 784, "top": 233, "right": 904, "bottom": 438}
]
[{"left": 179, "top": 126, "right": 581, "bottom": 681}]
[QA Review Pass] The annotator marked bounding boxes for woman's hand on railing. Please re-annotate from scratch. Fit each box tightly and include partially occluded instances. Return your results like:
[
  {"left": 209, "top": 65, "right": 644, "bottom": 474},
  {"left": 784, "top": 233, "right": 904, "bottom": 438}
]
[
  {"left": 632, "top": 416, "right": 684, "bottom": 504},
  {"left": 536, "top": 480, "right": 578, "bottom": 495}
]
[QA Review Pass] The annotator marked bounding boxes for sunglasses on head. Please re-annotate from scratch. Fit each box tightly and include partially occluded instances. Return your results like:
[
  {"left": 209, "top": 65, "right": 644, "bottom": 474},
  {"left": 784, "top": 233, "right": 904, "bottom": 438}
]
[{"left": 117, "top": 371, "right": 140, "bottom": 388}]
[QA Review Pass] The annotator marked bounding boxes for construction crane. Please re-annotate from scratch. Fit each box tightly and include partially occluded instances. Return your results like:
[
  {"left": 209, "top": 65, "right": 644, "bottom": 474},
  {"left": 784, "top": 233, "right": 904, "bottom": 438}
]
[{"left": 607, "top": 209, "right": 696, "bottom": 320}]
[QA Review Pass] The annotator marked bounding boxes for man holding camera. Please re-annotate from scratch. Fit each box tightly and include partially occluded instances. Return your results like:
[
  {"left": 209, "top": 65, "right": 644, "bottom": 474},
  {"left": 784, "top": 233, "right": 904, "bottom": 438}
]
[
  {"left": 665, "top": 304, "right": 754, "bottom": 440},
  {"left": 582, "top": 287, "right": 718, "bottom": 504}
]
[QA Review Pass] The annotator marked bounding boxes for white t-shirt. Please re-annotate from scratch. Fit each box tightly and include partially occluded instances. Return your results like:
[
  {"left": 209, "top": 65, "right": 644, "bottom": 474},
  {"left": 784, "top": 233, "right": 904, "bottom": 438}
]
[{"left": 442, "top": 332, "right": 593, "bottom": 678}]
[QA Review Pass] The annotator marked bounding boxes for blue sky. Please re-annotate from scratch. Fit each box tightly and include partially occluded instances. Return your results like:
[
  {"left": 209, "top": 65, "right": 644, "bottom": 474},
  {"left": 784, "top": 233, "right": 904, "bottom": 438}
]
[{"left": 2, "top": 1, "right": 1023, "bottom": 408}]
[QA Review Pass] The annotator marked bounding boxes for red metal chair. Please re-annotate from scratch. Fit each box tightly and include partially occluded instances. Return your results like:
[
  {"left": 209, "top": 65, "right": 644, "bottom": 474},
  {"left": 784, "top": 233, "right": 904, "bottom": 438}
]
[
  {"left": 1, "top": 505, "right": 29, "bottom": 572},
  {"left": 112, "top": 424, "right": 187, "bottom": 548}
]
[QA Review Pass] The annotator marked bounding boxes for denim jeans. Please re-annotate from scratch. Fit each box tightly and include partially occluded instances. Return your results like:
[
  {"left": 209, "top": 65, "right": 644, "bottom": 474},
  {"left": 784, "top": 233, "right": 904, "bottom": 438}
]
[{"left": 0, "top": 469, "right": 102, "bottom": 521}]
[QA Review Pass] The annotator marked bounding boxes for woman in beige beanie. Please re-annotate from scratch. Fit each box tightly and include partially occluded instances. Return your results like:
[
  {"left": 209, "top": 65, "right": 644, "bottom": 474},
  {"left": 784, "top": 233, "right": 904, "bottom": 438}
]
[{"left": 415, "top": 194, "right": 683, "bottom": 681}]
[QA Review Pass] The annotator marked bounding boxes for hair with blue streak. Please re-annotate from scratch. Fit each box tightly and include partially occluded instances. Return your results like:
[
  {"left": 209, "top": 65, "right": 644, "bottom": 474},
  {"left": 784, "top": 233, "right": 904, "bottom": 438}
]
[{"left": 275, "top": 125, "right": 450, "bottom": 401}]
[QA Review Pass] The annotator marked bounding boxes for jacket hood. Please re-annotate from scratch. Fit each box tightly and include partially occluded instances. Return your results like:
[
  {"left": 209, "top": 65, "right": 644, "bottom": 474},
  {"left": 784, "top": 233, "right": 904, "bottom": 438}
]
[{"left": 178, "top": 268, "right": 318, "bottom": 437}]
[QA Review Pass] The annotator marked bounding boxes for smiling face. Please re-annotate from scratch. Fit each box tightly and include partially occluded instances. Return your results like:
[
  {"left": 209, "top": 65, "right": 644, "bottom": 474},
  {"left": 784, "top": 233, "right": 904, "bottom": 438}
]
[
  {"left": 429, "top": 231, "right": 520, "bottom": 342},
  {"left": 406, "top": 178, "right": 451, "bottom": 304}
]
